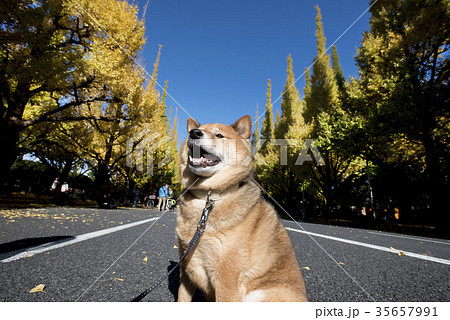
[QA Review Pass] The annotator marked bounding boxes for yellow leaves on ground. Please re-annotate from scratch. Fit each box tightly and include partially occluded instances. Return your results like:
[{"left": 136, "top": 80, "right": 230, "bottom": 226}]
[
  {"left": 29, "top": 284, "right": 46, "bottom": 293},
  {"left": 0, "top": 208, "right": 75, "bottom": 221},
  {"left": 173, "top": 245, "right": 178, "bottom": 249},
  {"left": 0, "top": 209, "right": 51, "bottom": 221},
  {"left": 0, "top": 208, "right": 125, "bottom": 229},
  {"left": 142, "top": 256, "right": 148, "bottom": 264},
  {"left": 301, "top": 267, "right": 311, "bottom": 270},
  {"left": 338, "top": 262, "right": 345, "bottom": 265},
  {"left": 115, "top": 278, "right": 124, "bottom": 282},
  {"left": 390, "top": 246, "right": 406, "bottom": 256}
]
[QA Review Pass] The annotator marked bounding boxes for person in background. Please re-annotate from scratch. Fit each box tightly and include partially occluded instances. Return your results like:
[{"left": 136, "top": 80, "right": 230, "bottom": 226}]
[
  {"left": 157, "top": 184, "right": 169, "bottom": 211},
  {"left": 164, "top": 184, "right": 171, "bottom": 210},
  {"left": 51, "top": 177, "right": 60, "bottom": 193},
  {"left": 132, "top": 188, "right": 140, "bottom": 208},
  {"left": 61, "top": 181, "right": 69, "bottom": 193},
  {"left": 50, "top": 177, "right": 61, "bottom": 203},
  {"left": 60, "top": 181, "right": 69, "bottom": 203}
]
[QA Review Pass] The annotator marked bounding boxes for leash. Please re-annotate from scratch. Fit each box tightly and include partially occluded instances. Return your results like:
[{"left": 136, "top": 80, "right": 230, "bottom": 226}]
[{"left": 130, "top": 191, "right": 215, "bottom": 302}]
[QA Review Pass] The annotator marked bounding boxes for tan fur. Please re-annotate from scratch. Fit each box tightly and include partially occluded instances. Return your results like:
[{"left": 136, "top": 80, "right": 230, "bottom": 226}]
[{"left": 176, "top": 115, "right": 308, "bottom": 302}]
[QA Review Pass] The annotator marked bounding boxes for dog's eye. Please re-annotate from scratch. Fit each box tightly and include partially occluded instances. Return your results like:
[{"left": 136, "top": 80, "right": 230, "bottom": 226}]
[{"left": 216, "top": 133, "right": 224, "bottom": 138}]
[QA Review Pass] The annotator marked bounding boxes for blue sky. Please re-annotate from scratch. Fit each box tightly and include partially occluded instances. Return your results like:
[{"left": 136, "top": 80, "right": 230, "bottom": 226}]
[{"left": 134, "top": 0, "right": 372, "bottom": 142}]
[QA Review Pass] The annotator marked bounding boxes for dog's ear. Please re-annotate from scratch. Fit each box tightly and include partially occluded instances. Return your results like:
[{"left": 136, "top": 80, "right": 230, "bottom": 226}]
[
  {"left": 231, "top": 115, "right": 252, "bottom": 139},
  {"left": 187, "top": 118, "right": 200, "bottom": 133}
]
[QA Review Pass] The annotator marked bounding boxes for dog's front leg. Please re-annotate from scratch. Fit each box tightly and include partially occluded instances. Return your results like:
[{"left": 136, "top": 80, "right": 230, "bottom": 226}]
[
  {"left": 177, "top": 268, "right": 196, "bottom": 302},
  {"left": 214, "top": 277, "right": 244, "bottom": 302}
]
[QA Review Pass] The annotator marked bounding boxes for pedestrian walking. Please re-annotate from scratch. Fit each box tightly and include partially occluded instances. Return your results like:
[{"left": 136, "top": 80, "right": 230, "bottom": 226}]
[
  {"left": 50, "top": 177, "right": 61, "bottom": 203},
  {"left": 157, "top": 184, "right": 169, "bottom": 211},
  {"left": 132, "top": 188, "right": 140, "bottom": 208}
]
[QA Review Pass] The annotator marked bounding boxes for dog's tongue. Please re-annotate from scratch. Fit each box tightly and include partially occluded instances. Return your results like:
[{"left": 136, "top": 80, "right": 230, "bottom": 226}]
[{"left": 190, "top": 153, "right": 220, "bottom": 167}]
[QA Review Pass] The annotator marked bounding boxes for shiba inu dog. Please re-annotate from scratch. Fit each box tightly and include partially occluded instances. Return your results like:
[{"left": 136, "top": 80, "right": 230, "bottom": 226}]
[{"left": 176, "top": 115, "right": 308, "bottom": 302}]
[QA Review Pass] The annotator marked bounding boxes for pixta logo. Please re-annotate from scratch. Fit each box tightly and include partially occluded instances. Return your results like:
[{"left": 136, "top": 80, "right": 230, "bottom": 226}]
[
  {"left": 253, "top": 139, "right": 325, "bottom": 166},
  {"left": 126, "top": 130, "right": 171, "bottom": 175}
]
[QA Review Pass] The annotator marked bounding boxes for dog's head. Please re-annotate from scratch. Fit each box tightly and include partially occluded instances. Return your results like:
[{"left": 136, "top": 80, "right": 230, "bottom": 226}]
[{"left": 180, "top": 115, "right": 253, "bottom": 190}]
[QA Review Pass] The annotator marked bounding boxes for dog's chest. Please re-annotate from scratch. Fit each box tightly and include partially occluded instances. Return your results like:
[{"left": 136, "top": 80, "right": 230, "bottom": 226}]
[{"left": 181, "top": 232, "right": 227, "bottom": 291}]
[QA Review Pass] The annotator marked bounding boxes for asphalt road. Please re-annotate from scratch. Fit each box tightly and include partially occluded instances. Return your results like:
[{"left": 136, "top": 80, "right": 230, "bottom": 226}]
[{"left": 0, "top": 207, "right": 449, "bottom": 302}]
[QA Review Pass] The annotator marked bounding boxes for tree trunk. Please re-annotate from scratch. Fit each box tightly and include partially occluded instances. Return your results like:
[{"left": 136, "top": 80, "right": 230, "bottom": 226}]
[
  {"left": 0, "top": 80, "right": 31, "bottom": 191},
  {"left": 423, "top": 134, "right": 447, "bottom": 229},
  {"left": 0, "top": 120, "right": 21, "bottom": 191}
]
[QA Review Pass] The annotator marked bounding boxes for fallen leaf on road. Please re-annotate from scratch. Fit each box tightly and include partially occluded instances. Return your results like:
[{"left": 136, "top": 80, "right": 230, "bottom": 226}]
[
  {"left": 25, "top": 254, "right": 34, "bottom": 258},
  {"left": 390, "top": 247, "right": 396, "bottom": 250},
  {"left": 115, "top": 278, "right": 123, "bottom": 281},
  {"left": 338, "top": 262, "right": 345, "bottom": 265},
  {"left": 398, "top": 252, "right": 405, "bottom": 256},
  {"left": 143, "top": 256, "right": 148, "bottom": 263},
  {"left": 173, "top": 245, "right": 178, "bottom": 249},
  {"left": 30, "top": 284, "right": 46, "bottom": 293},
  {"left": 301, "top": 267, "right": 310, "bottom": 270}
]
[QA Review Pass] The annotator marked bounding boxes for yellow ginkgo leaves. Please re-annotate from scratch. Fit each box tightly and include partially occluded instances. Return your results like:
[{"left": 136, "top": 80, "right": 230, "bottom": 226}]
[
  {"left": 390, "top": 247, "right": 406, "bottom": 256},
  {"left": 29, "top": 284, "right": 46, "bottom": 293},
  {"left": 142, "top": 256, "right": 148, "bottom": 264}
]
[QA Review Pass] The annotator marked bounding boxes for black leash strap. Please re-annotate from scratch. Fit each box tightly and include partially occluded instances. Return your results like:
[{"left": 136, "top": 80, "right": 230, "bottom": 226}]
[{"left": 131, "top": 195, "right": 215, "bottom": 302}]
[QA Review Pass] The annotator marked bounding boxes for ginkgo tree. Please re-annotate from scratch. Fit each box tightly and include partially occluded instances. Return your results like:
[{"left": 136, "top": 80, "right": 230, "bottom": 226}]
[
  {"left": 302, "top": 6, "right": 366, "bottom": 216},
  {"left": 351, "top": 0, "right": 449, "bottom": 225},
  {"left": 2, "top": 0, "right": 179, "bottom": 201},
  {"left": 0, "top": 0, "right": 145, "bottom": 188}
]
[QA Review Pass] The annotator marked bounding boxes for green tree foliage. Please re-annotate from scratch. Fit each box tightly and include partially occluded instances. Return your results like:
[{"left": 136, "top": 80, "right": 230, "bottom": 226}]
[
  {"left": 352, "top": 0, "right": 449, "bottom": 225},
  {"left": 260, "top": 79, "right": 274, "bottom": 145},
  {"left": 251, "top": 104, "right": 260, "bottom": 149},
  {"left": 331, "top": 45, "right": 346, "bottom": 94},
  {"left": 303, "top": 6, "right": 339, "bottom": 129},
  {"left": 255, "top": 55, "right": 310, "bottom": 214},
  {"left": 253, "top": 1, "right": 448, "bottom": 229},
  {"left": 301, "top": 6, "right": 362, "bottom": 215},
  {"left": 274, "top": 55, "right": 302, "bottom": 140}
]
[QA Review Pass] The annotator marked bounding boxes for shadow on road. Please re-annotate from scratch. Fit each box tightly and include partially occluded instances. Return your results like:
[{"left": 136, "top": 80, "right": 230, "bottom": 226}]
[
  {"left": 168, "top": 260, "right": 207, "bottom": 302},
  {"left": 0, "top": 236, "right": 75, "bottom": 259}
]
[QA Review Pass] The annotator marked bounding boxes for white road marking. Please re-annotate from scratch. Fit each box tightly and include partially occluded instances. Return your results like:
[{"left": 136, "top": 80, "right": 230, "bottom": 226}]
[
  {"left": 0, "top": 217, "right": 159, "bottom": 263},
  {"left": 286, "top": 227, "right": 450, "bottom": 266},
  {"left": 367, "top": 231, "right": 450, "bottom": 245}
]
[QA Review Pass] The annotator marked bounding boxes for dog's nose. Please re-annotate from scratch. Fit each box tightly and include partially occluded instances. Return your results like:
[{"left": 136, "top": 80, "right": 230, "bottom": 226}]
[{"left": 189, "top": 129, "right": 203, "bottom": 139}]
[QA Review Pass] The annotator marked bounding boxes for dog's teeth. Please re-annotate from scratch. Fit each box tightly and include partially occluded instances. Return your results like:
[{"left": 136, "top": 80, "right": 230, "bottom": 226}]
[{"left": 190, "top": 152, "right": 220, "bottom": 167}]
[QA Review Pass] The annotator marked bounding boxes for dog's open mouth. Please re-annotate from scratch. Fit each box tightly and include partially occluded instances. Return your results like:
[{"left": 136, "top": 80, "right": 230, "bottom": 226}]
[{"left": 189, "top": 145, "right": 221, "bottom": 167}]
